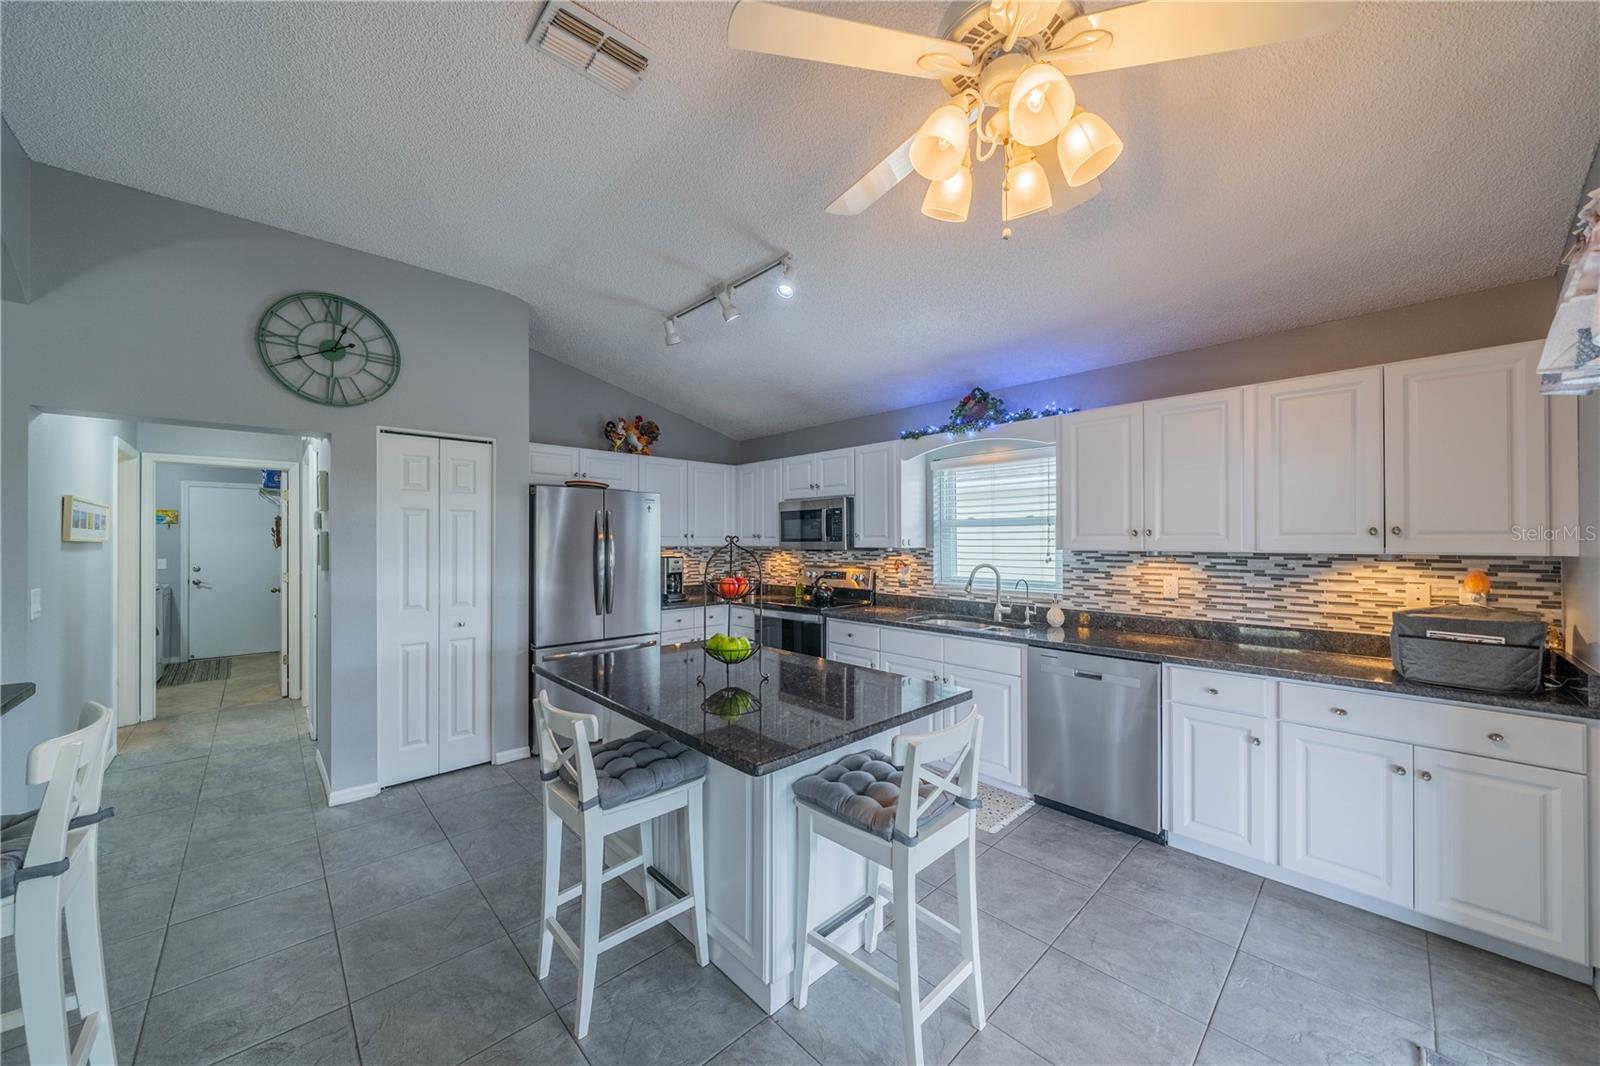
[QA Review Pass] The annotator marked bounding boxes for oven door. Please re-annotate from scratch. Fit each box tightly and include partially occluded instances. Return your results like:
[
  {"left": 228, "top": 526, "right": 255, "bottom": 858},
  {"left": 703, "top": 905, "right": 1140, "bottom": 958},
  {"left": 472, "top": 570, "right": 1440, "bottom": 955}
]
[{"left": 762, "top": 610, "right": 823, "bottom": 657}]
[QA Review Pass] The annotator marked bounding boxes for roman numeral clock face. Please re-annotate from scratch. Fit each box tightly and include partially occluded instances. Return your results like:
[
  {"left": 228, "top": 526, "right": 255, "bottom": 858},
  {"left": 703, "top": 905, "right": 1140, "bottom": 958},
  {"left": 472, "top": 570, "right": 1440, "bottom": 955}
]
[{"left": 256, "top": 292, "right": 400, "bottom": 406}]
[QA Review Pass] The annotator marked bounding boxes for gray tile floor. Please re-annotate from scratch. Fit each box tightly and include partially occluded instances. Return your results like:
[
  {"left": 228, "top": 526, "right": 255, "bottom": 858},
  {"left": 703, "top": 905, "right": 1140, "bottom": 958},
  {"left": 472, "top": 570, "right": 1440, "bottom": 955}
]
[{"left": 6, "top": 670, "right": 1598, "bottom": 1065}]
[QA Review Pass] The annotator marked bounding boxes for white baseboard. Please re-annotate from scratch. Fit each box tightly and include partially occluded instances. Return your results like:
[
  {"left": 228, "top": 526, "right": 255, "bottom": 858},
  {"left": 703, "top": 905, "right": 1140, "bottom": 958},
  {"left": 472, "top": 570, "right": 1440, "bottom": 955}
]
[
  {"left": 314, "top": 747, "right": 381, "bottom": 807},
  {"left": 493, "top": 746, "right": 532, "bottom": 765},
  {"left": 314, "top": 746, "right": 332, "bottom": 795}
]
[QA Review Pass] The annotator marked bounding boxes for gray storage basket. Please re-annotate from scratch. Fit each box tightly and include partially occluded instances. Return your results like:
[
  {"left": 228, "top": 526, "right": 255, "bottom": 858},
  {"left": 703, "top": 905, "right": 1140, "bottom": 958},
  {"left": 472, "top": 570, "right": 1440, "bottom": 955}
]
[{"left": 1390, "top": 605, "right": 1546, "bottom": 695}]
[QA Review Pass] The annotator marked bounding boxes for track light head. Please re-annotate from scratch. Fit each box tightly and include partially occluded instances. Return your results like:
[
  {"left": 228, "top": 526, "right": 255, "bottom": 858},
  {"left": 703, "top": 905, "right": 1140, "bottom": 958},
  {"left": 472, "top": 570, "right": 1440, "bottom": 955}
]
[
  {"left": 664, "top": 318, "right": 682, "bottom": 346},
  {"left": 718, "top": 286, "right": 740, "bottom": 323},
  {"left": 776, "top": 256, "right": 796, "bottom": 299}
]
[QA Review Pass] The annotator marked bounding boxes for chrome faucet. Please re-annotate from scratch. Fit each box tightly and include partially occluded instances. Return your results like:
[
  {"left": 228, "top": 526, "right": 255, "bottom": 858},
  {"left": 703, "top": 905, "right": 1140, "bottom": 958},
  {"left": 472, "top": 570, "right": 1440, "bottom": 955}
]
[
  {"left": 1013, "top": 579, "right": 1034, "bottom": 625},
  {"left": 963, "top": 564, "right": 1007, "bottom": 622}
]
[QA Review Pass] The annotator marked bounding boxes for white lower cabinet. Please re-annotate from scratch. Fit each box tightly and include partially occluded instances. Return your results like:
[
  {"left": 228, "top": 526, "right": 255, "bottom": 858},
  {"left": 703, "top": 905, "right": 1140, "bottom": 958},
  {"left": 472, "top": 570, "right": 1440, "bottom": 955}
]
[
  {"left": 1413, "top": 746, "right": 1587, "bottom": 964},
  {"left": 1170, "top": 702, "right": 1271, "bottom": 861},
  {"left": 827, "top": 645, "right": 879, "bottom": 670},
  {"left": 945, "top": 663, "right": 1023, "bottom": 789},
  {"left": 1279, "top": 723, "right": 1413, "bottom": 906}
]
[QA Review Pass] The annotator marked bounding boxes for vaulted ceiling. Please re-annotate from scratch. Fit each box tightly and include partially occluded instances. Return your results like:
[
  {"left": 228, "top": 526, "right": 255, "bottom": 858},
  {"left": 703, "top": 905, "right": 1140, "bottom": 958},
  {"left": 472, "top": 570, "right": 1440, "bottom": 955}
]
[{"left": 4, "top": 2, "right": 1596, "bottom": 437}]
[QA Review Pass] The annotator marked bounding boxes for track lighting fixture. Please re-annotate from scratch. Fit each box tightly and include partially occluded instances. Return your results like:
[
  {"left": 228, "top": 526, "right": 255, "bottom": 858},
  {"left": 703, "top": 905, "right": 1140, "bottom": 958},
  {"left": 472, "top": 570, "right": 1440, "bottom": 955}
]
[{"left": 661, "top": 253, "right": 795, "bottom": 346}]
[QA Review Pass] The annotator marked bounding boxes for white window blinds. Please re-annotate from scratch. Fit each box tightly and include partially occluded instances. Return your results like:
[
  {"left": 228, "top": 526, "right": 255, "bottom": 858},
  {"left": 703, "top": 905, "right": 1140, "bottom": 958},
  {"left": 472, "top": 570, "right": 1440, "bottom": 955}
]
[{"left": 932, "top": 449, "right": 1059, "bottom": 591}]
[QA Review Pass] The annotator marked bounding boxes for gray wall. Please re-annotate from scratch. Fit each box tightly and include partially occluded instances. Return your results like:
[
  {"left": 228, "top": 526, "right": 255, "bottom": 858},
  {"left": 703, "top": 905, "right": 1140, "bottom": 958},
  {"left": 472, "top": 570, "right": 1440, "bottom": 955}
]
[
  {"left": 3, "top": 164, "right": 532, "bottom": 795},
  {"left": 3, "top": 118, "right": 30, "bottom": 303},
  {"left": 9, "top": 412, "right": 136, "bottom": 811},
  {"left": 152, "top": 462, "right": 272, "bottom": 662},
  {"left": 529, "top": 348, "right": 740, "bottom": 464},
  {"left": 739, "top": 276, "right": 1562, "bottom": 460}
]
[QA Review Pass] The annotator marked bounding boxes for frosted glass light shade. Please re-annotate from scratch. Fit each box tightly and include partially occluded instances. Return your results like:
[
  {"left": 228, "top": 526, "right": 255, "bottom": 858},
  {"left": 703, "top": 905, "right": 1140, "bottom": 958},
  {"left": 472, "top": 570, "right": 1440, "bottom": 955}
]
[
  {"left": 1057, "top": 111, "right": 1123, "bottom": 187},
  {"left": 1003, "top": 157, "right": 1052, "bottom": 220},
  {"left": 921, "top": 165, "right": 973, "bottom": 223},
  {"left": 909, "top": 104, "right": 969, "bottom": 181},
  {"left": 1008, "top": 63, "right": 1075, "bottom": 147}
]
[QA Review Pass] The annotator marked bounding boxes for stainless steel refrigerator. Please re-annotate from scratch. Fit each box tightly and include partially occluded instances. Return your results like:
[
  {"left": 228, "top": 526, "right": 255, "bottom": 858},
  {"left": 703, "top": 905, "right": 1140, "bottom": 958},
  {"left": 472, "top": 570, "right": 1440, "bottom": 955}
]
[{"left": 530, "top": 485, "right": 661, "bottom": 657}]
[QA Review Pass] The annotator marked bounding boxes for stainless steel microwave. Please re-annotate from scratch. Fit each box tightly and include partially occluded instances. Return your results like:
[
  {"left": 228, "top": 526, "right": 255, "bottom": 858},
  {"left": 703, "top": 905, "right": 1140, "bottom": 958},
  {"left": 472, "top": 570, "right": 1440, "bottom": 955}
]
[{"left": 779, "top": 496, "right": 854, "bottom": 550}]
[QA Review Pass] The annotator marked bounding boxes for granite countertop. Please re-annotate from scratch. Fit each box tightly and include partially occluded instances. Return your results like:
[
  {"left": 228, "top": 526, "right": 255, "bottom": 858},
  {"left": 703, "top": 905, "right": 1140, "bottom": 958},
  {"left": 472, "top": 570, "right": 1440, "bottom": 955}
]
[
  {"left": 1, "top": 682, "right": 37, "bottom": 716},
  {"left": 846, "top": 606, "right": 1598, "bottom": 721},
  {"left": 534, "top": 643, "right": 973, "bottom": 775}
]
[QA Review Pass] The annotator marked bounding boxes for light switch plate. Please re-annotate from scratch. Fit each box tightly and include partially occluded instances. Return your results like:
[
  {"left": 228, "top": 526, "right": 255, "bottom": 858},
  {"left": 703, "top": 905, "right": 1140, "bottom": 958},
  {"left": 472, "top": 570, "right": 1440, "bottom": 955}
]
[
  {"left": 1403, "top": 583, "right": 1431, "bottom": 609},
  {"left": 1161, "top": 574, "right": 1180, "bottom": 599},
  {"left": 29, "top": 588, "right": 42, "bottom": 620}
]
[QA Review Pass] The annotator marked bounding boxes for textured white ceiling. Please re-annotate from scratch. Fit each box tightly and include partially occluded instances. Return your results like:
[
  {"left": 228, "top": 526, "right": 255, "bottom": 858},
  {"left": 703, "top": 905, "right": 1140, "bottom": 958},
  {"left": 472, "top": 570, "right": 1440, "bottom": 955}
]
[{"left": 4, "top": 2, "right": 1596, "bottom": 438}]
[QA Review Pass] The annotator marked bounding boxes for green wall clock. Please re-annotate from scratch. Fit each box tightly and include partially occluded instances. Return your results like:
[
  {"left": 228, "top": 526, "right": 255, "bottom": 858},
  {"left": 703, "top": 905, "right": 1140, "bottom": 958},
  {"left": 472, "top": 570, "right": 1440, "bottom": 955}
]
[{"left": 256, "top": 291, "right": 400, "bottom": 406}]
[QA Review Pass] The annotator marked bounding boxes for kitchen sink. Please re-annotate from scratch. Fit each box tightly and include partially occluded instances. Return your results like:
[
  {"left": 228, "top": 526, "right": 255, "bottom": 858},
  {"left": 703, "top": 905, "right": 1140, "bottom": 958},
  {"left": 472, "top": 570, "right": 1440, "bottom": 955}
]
[{"left": 906, "top": 615, "right": 1025, "bottom": 635}]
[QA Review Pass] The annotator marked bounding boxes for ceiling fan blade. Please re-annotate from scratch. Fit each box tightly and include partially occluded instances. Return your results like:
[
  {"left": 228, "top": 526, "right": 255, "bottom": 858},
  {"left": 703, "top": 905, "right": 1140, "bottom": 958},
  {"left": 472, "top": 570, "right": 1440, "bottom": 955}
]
[
  {"left": 728, "top": 1, "right": 976, "bottom": 80},
  {"left": 1042, "top": 1, "right": 1354, "bottom": 75},
  {"left": 826, "top": 134, "right": 917, "bottom": 216}
]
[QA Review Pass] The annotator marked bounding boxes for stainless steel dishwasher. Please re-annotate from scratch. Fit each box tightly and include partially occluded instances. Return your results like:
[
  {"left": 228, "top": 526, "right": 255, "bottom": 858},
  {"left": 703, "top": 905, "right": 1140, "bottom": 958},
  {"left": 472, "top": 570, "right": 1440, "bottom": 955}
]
[{"left": 1026, "top": 649, "right": 1162, "bottom": 839}]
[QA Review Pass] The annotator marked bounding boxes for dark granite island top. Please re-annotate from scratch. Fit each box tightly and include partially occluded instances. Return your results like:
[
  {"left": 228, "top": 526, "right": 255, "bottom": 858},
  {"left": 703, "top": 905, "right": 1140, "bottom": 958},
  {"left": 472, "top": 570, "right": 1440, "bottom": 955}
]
[
  {"left": 1, "top": 682, "right": 37, "bottom": 717},
  {"left": 533, "top": 643, "right": 973, "bottom": 776}
]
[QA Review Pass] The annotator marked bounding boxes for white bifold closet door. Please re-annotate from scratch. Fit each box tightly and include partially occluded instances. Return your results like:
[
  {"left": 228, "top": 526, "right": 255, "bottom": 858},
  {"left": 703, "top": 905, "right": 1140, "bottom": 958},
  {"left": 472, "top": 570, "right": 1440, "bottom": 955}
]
[{"left": 378, "top": 432, "right": 493, "bottom": 786}]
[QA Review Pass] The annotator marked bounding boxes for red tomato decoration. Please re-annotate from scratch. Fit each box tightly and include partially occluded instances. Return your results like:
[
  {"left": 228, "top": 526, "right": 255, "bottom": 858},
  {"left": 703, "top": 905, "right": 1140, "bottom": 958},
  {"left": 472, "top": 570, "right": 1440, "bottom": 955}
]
[{"left": 717, "top": 575, "right": 750, "bottom": 599}]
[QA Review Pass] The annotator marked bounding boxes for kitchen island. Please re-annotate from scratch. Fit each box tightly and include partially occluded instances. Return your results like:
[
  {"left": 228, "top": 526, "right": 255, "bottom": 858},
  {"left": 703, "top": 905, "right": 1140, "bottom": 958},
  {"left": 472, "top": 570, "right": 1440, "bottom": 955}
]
[{"left": 533, "top": 641, "right": 972, "bottom": 1011}]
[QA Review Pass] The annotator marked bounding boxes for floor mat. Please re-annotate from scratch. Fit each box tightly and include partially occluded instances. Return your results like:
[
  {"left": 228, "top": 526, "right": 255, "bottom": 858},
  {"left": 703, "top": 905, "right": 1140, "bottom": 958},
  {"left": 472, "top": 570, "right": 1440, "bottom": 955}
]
[
  {"left": 977, "top": 783, "right": 1034, "bottom": 834},
  {"left": 158, "top": 656, "right": 232, "bottom": 686}
]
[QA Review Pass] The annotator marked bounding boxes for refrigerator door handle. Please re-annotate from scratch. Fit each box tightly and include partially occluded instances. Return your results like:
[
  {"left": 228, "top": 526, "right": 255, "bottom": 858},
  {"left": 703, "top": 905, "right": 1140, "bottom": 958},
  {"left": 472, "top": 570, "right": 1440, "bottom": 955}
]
[
  {"left": 593, "top": 509, "right": 605, "bottom": 616},
  {"left": 604, "top": 509, "right": 616, "bottom": 614},
  {"left": 540, "top": 638, "right": 659, "bottom": 662}
]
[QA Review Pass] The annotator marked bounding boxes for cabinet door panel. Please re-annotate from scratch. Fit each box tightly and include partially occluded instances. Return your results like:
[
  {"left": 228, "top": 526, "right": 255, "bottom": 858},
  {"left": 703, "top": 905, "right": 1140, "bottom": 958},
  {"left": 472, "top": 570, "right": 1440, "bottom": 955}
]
[
  {"left": 528, "top": 443, "right": 578, "bottom": 485},
  {"left": 1279, "top": 723, "right": 1412, "bottom": 905},
  {"left": 1383, "top": 343, "right": 1547, "bottom": 555},
  {"left": 853, "top": 442, "right": 895, "bottom": 548},
  {"left": 759, "top": 461, "right": 783, "bottom": 543},
  {"left": 945, "top": 664, "right": 1023, "bottom": 789},
  {"left": 1143, "top": 389, "right": 1248, "bottom": 552},
  {"left": 827, "top": 645, "right": 880, "bottom": 670},
  {"left": 781, "top": 457, "right": 815, "bottom": 498},
  {"left": 815, "top": 448, "right": 856, "bottom": 495},
  {"left": 1170, "top": 702, "right": 1270, "bottom": 860},
  {"left": 639, "top": 457, "right": 687, "bottom": 546},
  {"left": 1059, "top": 404, "right": 1144, "bottom": 551},
  {"left": 686, "top": 462, "right": 732, "bottom": 545},
  {"left": 1414, "top": 746, "right": 1586, "bottom": 963},
  {"left": 580, "top": 449, "right": 637, "bottom": 490},
  {"left": 736, "top": 464, "right": 761, "bottom": 543},
  {"left": 1256, "top": 369, "right": 1383, "bottom": 552}
]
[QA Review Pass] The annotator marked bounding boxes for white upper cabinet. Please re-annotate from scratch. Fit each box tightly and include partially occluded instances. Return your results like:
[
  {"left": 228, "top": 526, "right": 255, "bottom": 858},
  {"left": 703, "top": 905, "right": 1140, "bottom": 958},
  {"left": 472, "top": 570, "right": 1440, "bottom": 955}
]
[
  {"left": 1143, "top": 388, "right": 1250, "bottom": 553},
  {"left": 1058, "top": 403, "right": 1144, "bottom": 551},
  {"left": 736, "top": 461, "right": 782, "bottom": 546},
  {"left": 685, "top": 461, "right": 733, "bottom": 545},
  {"left": 639, "top": 456, "right": 687, "bottom": 546},
  {"left": 528, "top": 443, "right": 637, "bottom": 490},
  {"left": 897, "top": 447, "right": 928, "bottom": 550},
  {"left": 1255, "top": 368, "right": 1384, "bottom": 553},
  {"left": 1383, "top": 342, "right": 1548, "bottom": 555},
  {"left": 853, "top": 442, "right": 896, "bottom": 548},
  {"left": 780, "top": 455, "right": 814, "bottom": 498},
  {"left": 782, "top": 448, "right": 855, "bottom": 497}
]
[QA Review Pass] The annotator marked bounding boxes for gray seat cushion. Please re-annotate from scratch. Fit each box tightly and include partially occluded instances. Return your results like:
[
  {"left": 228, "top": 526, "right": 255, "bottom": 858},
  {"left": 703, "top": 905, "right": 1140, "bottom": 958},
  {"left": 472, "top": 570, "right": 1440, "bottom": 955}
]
[
  {"left": 561, "top": 730, "right": 709, "bottom": 810},
  {"left": 792, "top": 750, "right": 959, "bottom": 842},
  {"left": 1, "top": 811, "right": 39, "bottom": 899}
]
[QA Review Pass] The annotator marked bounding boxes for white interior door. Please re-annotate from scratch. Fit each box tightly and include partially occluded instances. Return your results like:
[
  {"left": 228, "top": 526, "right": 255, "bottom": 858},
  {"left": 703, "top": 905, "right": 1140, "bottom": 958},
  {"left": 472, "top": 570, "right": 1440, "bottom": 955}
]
[
  {"left": 184, "top": 483, "right": 282, "bottom": 659},
  {"left": 437, "top": 439, "right": 494, "bottom": 773},
  {"left": 378, "top": 434, "right": 444, "bottom": 785}
]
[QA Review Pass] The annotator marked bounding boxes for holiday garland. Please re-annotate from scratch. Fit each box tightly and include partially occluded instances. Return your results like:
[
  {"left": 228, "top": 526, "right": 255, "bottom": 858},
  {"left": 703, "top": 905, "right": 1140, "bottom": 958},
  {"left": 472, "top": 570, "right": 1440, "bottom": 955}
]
[{"left": 900, "top": 387, "right": 1070, "bottom": 440}]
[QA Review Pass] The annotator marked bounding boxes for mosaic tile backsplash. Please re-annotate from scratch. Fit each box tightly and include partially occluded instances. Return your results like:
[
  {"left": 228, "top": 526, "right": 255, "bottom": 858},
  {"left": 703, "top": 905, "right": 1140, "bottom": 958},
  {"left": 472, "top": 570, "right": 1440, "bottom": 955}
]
[{"left": 669, "top": 545, "right": 1565, "bottom": 637}]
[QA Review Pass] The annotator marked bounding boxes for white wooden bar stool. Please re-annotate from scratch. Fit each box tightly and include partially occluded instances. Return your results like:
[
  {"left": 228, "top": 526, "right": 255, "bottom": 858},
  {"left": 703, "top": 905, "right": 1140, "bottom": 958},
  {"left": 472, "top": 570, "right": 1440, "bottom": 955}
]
[
  {"left": 791, "top": 713, "right": 985, "bottom": 1066},
  {"left": 1, "top": 702, "right": 117, "bottom": 1065},
  {"left": 533, "top": 689, "right": 711, "bottom": 1040}
]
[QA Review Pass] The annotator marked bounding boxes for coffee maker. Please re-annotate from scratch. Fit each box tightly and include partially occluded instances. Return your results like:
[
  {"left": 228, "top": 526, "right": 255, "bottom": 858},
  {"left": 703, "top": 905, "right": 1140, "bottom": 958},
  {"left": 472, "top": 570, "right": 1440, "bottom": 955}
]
[{"left": 660, "top": 555, "right": 685, "bottom": 604}]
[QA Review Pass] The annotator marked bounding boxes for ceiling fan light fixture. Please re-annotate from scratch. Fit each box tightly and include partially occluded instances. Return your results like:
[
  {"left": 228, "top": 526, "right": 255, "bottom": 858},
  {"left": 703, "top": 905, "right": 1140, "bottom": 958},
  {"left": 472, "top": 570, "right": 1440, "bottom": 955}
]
[
  {"left": 1057, "top": 110, "right": 1123, "bottom": 188},
  {"left": 718, "top": 286, "right": 740, "bottom": 323},
  {"left": 909, "top": 103, "right": 969, "bottom": 181},
  {"left": 1007, "top": 63, "right": 1075, "bottom": 147},
  {"left": 921, "top": 163, "right": 973, "bottom": 223},
  {"left": 1002, "top": 151, "right": 1052, "bottom": 221}
]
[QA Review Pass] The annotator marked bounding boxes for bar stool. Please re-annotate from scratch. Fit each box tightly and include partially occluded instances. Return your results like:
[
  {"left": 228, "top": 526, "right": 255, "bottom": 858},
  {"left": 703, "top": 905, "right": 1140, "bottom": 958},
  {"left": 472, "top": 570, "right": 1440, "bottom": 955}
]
[
  {"left": 1, "top": 702, "right": 117, "bottom": 1065},
  {"left": 532, "top": 689, "right": 710, "bottom": 1040},
  {"left": 791, "top": 713, "right": 985, "bottom": 1066}
]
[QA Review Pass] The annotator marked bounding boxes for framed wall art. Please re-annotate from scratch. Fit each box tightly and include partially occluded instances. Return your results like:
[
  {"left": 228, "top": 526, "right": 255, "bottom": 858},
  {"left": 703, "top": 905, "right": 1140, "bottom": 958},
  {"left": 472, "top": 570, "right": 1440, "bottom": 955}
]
[{"left": 61, "top": 495, "right": 110, "bottom": 543}]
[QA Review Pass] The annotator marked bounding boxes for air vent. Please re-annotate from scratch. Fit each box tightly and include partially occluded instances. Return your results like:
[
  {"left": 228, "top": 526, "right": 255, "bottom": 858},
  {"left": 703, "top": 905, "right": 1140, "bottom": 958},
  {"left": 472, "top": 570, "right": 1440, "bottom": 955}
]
[{"left": 529, "top": 1, "right": 651, "bottom": 97}]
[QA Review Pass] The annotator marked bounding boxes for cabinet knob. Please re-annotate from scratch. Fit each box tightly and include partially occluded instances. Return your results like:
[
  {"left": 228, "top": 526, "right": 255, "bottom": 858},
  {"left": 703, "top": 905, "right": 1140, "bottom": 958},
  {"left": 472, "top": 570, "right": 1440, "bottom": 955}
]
[
  {"left": 1330, "top": 707, "right": 1348, "bottom": 716},
  {"left": 1418, "top": 770, "right": 1432, "bottom": 781},
  {"left": 1487, "top": 732, "right": 1504, "bottom": 743},
  {"left": 1368, "top": 526, "right": 1379, "bottom": 536},
  {"left": 1204, "top": 687, "right": 1219, "bottom": 695},
  {"left": 1391, "top": 525, "right": 1402, "bottom": 536},
  {"left": 1393, "top": 765, "right": 1407, "bottom": 776},
  {"left": 1249, "top": 735, "right": 1261, "bottom": 746},
  {"left": 1144, "top": 528, "right": 1152, "bottom": 537},
  {"left": 1130, "top": 529, "right": 1139, "bottom": 538}
]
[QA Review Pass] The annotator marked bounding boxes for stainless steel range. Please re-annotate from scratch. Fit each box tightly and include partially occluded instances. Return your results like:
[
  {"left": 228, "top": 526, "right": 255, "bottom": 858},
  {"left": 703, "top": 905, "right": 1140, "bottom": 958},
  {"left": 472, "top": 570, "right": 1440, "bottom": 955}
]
[{"left": 761, "top": 566, "right": 874, "bottom": 657}]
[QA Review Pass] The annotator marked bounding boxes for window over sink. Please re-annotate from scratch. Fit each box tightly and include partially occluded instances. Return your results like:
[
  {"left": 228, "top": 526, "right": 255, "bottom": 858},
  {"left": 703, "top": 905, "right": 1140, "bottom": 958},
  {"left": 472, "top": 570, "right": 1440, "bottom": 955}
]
[{"left": 931, "top": 445, "right": 1059, "bottom": 592}]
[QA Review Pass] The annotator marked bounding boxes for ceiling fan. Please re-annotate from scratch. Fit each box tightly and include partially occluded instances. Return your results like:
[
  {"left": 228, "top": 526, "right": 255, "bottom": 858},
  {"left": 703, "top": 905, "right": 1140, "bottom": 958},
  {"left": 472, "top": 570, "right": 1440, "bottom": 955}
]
[{"left": 728, "top": 1, "right": 1353, "bottom": 234}]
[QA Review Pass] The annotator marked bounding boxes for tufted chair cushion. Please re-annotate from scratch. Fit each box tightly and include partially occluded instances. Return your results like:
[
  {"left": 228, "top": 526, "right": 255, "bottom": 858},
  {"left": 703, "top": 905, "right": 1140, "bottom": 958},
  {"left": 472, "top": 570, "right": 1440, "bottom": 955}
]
[
  {"left": 561, "top": 730, "right": 709, "bottom": 809},
  {"left": 791, "top": 750, "right": 957, "bottom": 841}
]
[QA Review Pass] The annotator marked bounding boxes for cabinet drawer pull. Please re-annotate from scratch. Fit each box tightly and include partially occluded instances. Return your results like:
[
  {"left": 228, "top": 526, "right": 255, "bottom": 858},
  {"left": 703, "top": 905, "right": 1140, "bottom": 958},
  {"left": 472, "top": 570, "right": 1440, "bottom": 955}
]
[
  {"left": 1393, "top": 766, "right": 1407, "bottom": 776},
  {"left": 1487, "top": 732, "right": 1504, "bottom": 743},
  {"left": 1330, "top": 707, "right": 1348, "bottom": 716},
  {"left": 1203, "top": 687, "right": 1219, "bottom": 695},
  {"left": 1418, "top": 770, "right": 1432, "bottom": 781}
]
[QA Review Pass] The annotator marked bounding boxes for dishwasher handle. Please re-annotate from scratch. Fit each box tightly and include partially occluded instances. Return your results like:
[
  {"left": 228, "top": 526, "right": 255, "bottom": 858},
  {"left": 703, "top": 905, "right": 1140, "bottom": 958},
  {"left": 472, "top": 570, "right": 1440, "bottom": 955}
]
[{"left": 1036, "top": 660, "right": 1145, "bottom": 689}]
